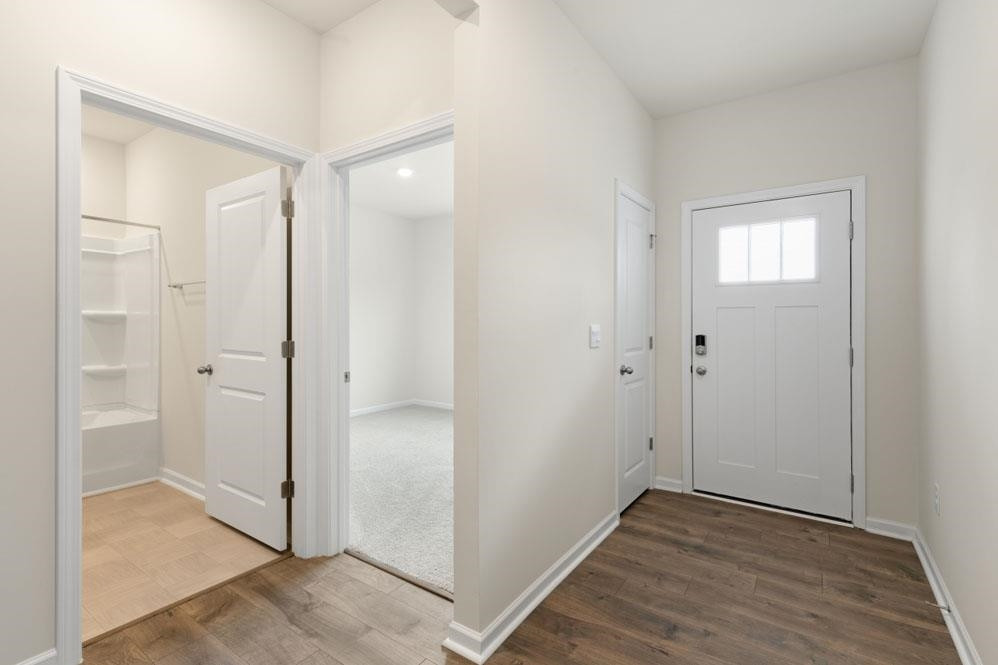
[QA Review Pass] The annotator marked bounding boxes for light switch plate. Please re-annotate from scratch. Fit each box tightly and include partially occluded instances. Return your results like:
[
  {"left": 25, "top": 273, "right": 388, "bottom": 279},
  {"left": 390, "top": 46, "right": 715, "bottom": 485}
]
[{"left": 589, "top": 324, "right": 601, "bottom": 349}]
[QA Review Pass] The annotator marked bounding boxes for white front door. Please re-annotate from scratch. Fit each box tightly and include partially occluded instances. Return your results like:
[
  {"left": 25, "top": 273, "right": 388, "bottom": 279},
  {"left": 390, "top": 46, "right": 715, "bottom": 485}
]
[
  {"left": 691, "top": 191, "right": 852, "bottom": 520},
  {"left": 616, "top": 186, "right": 655, "bottom": 511},
  {"left": 204, "top": 166, "right": 289, "bottom": 550}
]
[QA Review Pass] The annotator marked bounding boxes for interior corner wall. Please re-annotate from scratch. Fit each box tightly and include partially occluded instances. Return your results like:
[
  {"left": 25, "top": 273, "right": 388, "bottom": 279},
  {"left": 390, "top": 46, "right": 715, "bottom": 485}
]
[
  {"left": 918, "top": 0, "right": 997, "bottom": 660},
  {"left": 653, "top": 58, "right": 921, "bottom": 526},
  {"left": 81, "top": 135, "right": 127, "bottom": 227},
  {"left": 125, "top": 128, "right": 277, "bottom": 487},
  {"left": 319, "top": 0, "right": 458, "bottom": 152},
  {"left": 349, "top": 207, "right": 454, "bottom": 412},
  {"left": 0, "top": 1, "right": 318, "bottom": 659},
  {"left": 349, "top": 204, "right": 419, "bottom": 410},
  {"left": 454, "top": 0, "right": 655, "bottom": 632}
]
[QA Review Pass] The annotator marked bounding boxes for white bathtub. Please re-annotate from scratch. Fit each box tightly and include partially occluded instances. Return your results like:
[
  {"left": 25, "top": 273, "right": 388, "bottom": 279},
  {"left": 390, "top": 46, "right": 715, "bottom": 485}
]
[{"left": 82, "top": 406, "right": 160, "bottom": 495}]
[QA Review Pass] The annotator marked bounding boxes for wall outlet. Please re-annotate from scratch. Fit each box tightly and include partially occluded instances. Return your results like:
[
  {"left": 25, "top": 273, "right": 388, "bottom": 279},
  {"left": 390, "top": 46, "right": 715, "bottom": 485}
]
[{"left": 933, "top": 482, "right": 940, "bottom": 516}]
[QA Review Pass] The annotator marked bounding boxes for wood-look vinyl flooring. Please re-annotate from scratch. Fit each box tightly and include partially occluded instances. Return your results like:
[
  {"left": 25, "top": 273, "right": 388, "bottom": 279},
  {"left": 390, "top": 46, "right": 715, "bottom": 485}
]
[
  {"left": 84, "top": 490, "right": 961, "bottom": 664},
  {"left": 83, "top": 481, "right": 285, "bottom": 642}
]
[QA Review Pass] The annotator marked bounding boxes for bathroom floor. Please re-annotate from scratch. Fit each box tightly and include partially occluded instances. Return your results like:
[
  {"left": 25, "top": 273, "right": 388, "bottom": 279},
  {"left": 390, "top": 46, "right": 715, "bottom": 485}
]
[{"left": 82, "top": 482, "right": 285, "bottom": 642}]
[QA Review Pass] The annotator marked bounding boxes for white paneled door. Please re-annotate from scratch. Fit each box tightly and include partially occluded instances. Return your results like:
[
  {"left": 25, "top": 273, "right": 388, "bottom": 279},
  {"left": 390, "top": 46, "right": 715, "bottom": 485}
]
[
  {"left": 204, "top": 167, "right": 289, "bottom": 550},
  {"left": 616, "top": 186, "right": 655, "bottom": 511},
  {"left": 691, "top": 191, "right": 852, "bottom": 520}
]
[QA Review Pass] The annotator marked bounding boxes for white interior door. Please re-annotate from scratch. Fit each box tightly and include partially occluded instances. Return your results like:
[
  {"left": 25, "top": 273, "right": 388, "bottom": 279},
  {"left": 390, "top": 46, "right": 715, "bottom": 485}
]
[
  {"left": 204, "top": 166, "right": 288, "bottom": 550},
  {"left": 691, "top": 191, "right": 852, "bottom": 520},
  {"left": 616, "top": 186, "right": 655, "bottom": 511}
]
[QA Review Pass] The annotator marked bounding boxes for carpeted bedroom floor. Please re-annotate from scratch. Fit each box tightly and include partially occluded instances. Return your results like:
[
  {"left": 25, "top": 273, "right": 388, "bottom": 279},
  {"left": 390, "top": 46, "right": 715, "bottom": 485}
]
[{"left": 349, "top": 405, "right": 453, "bottom": 593}]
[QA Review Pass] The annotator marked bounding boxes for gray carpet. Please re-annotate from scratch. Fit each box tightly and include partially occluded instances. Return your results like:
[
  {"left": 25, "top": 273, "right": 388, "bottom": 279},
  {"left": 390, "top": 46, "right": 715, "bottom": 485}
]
[{"left": 349, "top": 405, "right": 453, "bottom": 592}]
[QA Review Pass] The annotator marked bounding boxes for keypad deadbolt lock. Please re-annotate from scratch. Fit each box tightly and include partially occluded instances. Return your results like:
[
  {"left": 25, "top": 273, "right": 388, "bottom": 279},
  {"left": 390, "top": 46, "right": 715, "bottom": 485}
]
[{"left": 695, "top": 334, "right": 707, "bottom": 356}]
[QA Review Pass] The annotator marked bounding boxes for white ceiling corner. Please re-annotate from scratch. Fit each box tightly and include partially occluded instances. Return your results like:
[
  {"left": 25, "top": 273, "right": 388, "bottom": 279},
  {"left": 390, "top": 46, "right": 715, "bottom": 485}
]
[{"left": 258, "top": 0, "right": 383, "bottom": 32}]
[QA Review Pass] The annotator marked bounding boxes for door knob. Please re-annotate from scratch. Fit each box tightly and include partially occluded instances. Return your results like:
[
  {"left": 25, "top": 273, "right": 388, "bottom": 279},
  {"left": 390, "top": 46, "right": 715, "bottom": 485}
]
[
  {"left": 619, "top": 365, "right": 634, "bottom": 376},
  {"left": 695, "top": 366, "right": 707, "bottom": 376},
  {"left": 197, "top": 364, "right": 213, "bottom": 376}
]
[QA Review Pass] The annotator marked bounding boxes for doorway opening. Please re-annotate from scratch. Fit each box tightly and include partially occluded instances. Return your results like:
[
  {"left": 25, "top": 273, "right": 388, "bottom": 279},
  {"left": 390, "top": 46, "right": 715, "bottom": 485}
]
[
  {"left": 342, "top": 139, "right": 455, "bottom": 597},
  {"left": 78, "top": 104, "right": 293, "bottom": 643}
]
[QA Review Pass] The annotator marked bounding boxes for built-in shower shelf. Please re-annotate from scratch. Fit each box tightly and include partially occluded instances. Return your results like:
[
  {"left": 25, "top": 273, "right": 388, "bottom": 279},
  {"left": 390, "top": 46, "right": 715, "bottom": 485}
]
[
  {"left": 82, "top": 310, "right": 127, "bottom": 322},
  {"left": 81, "top": 364, "right": 127, "bottom": 377}
]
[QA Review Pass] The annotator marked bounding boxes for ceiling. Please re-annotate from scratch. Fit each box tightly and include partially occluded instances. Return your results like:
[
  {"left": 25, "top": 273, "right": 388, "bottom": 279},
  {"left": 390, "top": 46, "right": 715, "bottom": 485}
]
[
  {"left": 259, "top": 0, "right": 381, "bottom": 32},
  {"left": 82, "top": 105, "right": 156, "bottom": 144},
  {"left": 350, "top": 140, "right": 454, "bottom": 220},
  {"left": 552, "top": 0, "right": 937, "bottom": 117}
]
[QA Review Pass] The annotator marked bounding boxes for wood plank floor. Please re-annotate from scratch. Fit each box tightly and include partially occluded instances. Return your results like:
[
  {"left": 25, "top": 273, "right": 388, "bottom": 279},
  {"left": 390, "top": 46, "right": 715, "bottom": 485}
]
[
  {"left": 84, "top": 490, "right": 960, "bottom": 664},
  {"left": 83, "top": 481, "right": 285, "bottom": 642}
]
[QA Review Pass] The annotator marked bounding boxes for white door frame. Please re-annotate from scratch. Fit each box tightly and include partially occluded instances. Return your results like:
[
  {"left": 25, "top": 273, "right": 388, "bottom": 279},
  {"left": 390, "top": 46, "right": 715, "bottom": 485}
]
[
  {"left": 55, "top": 68, "right": 327, "bottom": 665},
  {"left": 319, "top": 111, "right": 455, "bottom": 552},
  {"left": 614, "top": 180, "right": 656, "bottom": 512},
  {"left": 680, "top": 176, "right": 866, "bottom": 528}
]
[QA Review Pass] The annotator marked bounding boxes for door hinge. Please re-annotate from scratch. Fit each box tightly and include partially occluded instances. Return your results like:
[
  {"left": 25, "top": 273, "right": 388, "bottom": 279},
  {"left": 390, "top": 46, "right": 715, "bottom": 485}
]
[
  {"left": 281, "top": 479, "right": 295, "bottom": 499},
  {"left": 649, "top": 336, "right": 654, "bottom": 350},
  {"left": 849, "top": 220, "right": 854, "bottom": 241},
  {"left": 649, "top": 437, "right": 654, "bottom": 451},
  {"left": 849, "top": 347, "right": 854, "bottom": 367},
  {"left": 281, "top": 340, "right": 295, "bottom": 359},
  {"left": 649, "top": 233, "right": 657, "bottom": 249},
  {"left": 344, "top": 371, "right": 351, "bottom": 383},
  {"left": 850, "top": 474, "right": 855, "bottom": 494},
  {"left": 282, "top": 199, "right": 295, "bottom": 219}
]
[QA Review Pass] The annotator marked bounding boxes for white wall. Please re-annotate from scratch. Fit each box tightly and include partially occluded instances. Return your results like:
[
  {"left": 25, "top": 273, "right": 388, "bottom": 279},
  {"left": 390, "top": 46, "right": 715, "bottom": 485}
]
[
  {"left": 452, "top": 0, "right": 655, "bottom": 632},
  {"left": 414, "top": 215, "right": 455, "bottom": 407},
  {"left": 126, "top": 128, "right": 277, "bottom": 485},
  {"left": 350, "top": 205, "right": 453, "bottom": 411},
  {"left": 918, "top": 0, "right": 997, "bottom": 660},
  {"left": 654, "top": 59, "right": 921, "bottom": 525},
  {"left": 319, "top": 0, "right": 458, "bottom": 151},
  {"left": 0, "top": 1, "right": 318, "bottom": 659},
  {"left": 81, "top": 135, "right": 126, "bottom": 222}
]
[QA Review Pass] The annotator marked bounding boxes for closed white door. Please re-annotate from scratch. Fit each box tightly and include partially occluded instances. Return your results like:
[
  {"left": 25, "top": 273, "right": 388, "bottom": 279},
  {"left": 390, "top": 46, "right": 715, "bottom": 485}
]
[
  {"left": 203, "top": 166, "right": 289, "bottom": 550},
  {"left": 616, "top": 186, "right": 655, "bottom": 511},
  {"left": 691, "top": 191, "right": 852, "bottom": 520}
]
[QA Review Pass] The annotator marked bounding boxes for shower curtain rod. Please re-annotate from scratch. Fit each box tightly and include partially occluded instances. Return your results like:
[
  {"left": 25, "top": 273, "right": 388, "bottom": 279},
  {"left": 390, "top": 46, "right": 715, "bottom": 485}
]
[{"left": 83, "top": 214, "right": 161, "bottom": 231}]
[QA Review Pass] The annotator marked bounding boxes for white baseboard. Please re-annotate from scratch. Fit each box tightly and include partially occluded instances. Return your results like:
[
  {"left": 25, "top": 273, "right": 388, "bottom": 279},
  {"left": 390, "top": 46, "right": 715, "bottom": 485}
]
[
  {"left": 864, "top": 517, "right": 918, "bottom": 542},
  {"left": 912, "top": 529, "right": 983, "bottom": 665},
  {"left": 443, "top": 512, "right": 619, "bottom": 664},
  {"left": 863, "top": 519, "right": 981, "bottom": 665},
  {"left": 411, "top": 399, "right": 454, "bottom": 411},
  {"left": 653, "top": 476, "right": 683, "bottom": 493},
  {"left": 159, "top": 467, "right": 206, "bottom": 502},
  {"left": 14, "top": 648, "right": 57, "bottom": 665},
  {"left": 82, "top": 476, "right": 158, "bottom": 498},
  {"left": 351, "top": 398, "right": 455, "bottom": 417}
]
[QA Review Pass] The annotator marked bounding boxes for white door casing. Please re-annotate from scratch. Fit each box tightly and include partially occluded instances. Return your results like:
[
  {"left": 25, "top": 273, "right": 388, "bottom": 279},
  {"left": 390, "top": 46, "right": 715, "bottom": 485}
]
[
  {"left": 691, "top": 191, "right": 852, "bottom": 520},
  {"left": 204, "top": 166, "right": 289, "bottom": 550},
  {"left": 615, "top": 183, "right": 655, "bottom": 511}
]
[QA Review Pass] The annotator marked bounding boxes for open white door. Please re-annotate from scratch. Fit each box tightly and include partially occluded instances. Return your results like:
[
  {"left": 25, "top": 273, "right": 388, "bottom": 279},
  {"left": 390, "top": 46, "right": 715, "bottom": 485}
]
[
  {"left": 616, "top": 185, "right": 655, "bottom": 511},
  {"left": 203, "top": 166, "right": 289, "bottom": 550},
  {"left": 691, "top": 191, "right": 852, "bottom": 520}
]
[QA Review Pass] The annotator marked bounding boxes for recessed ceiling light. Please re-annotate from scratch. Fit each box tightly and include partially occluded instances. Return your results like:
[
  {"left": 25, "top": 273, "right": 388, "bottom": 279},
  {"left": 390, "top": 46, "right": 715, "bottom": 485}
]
[{"left": 397, "top": 167, "right": 414, "bottom": 178}]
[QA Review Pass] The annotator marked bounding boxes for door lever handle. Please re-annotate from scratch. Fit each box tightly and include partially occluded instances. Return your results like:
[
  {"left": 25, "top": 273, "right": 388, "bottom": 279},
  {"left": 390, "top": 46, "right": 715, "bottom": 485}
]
[
  {"left": 197, "top": 364, "right": 213, "bottom": 376},
  {"left": 619, "top": 365, "right": 634, "bottom": 376}
]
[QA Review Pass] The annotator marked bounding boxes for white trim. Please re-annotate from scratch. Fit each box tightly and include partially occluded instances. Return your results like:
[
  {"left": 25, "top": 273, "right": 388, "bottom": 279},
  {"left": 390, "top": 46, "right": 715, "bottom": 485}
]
[
  {"left": 613, "top": 180, "right": 656, "bottom": 513},
  {"left": 56, "top": 68, "right": 322, "bottom": 665},
  {"left": 411, "top": 399, "right": 455, "bottom": 411},
  {"left": 159, "top": 468, "right": 207, "bottom": 502},
  {"left": 443, "top": 512, "right": 619, "bottom": 664},
  {"left": 349, "top": 399, "right": 456, "bottom": 417},
  {"left": 874, "top": 523, "right": 985, "bottom": 665},
  {"left": 864, "top": 517, "right": 917, "bottom": 542},
  {"left": 13, "top": 649, "right": 58, "bottom": 665},
  {"left": 81, "top": 477, "right": 158, "bottom": 498},
  {"left": 680, "top": 176, "right": 867, "bottom": 527},
  {"left": 321, "top": 112, "right": 455, "bottom": 555},
  {"left": 653, "top": 476, "right": 684, "bottom": 493},
  {"left": 912, "top": 529, "right": 983, "bottom": 665}
]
